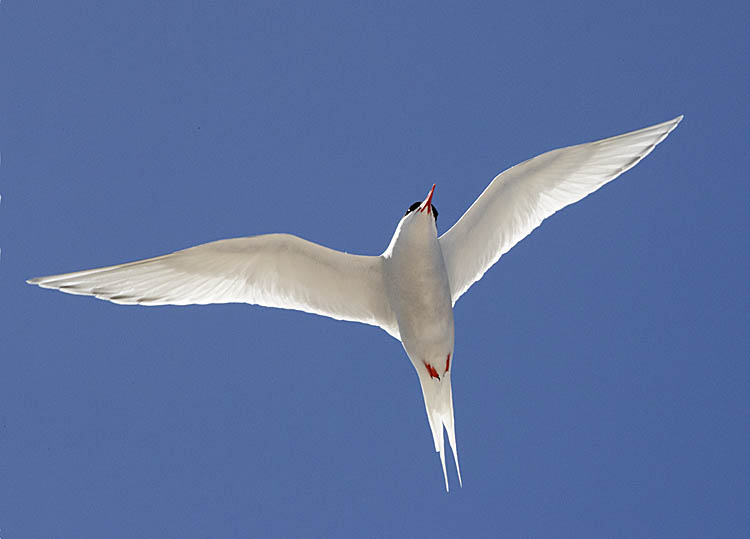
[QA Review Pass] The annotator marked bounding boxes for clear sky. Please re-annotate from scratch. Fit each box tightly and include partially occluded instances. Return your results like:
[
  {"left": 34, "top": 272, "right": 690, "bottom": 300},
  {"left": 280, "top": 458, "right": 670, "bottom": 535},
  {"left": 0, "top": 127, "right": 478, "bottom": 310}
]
[{"left": 2, "top": 1, "right": 749, "bottom": 537}]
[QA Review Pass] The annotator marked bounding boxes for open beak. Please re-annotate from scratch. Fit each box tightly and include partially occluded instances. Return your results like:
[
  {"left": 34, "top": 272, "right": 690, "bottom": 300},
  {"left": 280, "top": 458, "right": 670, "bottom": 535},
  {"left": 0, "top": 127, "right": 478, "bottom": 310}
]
[{"left": 419, "top": 184, "right": 436, "bottom": 215}]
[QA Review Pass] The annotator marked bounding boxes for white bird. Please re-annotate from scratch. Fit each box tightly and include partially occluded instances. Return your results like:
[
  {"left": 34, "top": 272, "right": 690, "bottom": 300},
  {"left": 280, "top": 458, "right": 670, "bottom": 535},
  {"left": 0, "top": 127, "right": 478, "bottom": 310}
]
[{"left": 28, "top": 116, "right": 682, "bottom": 491}]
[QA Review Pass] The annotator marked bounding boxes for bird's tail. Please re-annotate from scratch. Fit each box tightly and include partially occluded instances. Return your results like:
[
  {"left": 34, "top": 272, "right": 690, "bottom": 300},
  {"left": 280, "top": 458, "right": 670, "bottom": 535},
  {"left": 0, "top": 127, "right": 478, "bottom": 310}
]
[{"left": 417, "top": 372, "right": 462, "bottom": 492}]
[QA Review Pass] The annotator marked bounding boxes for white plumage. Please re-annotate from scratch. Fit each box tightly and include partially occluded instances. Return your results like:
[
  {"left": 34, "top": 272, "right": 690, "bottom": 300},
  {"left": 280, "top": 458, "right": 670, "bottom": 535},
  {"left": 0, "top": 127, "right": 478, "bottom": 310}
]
[
  {"left": 440, "top": 116, "right": 682, "bottom": 304},
  {"left": 28, "top": 116, "right": 682, "bottom": 491},
  {"left": 29, "top": 234, "right": 400, "bottom": 338}
]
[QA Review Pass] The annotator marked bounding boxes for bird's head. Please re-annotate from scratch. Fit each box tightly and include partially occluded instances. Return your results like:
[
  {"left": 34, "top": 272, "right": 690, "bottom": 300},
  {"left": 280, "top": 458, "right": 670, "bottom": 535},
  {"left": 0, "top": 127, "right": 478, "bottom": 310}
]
[
  {"left": 383, "top": 184, "right": 440, "bottom": 256},
  {"left": 402, "top": 183, "right": 438, "bottom": 225}
]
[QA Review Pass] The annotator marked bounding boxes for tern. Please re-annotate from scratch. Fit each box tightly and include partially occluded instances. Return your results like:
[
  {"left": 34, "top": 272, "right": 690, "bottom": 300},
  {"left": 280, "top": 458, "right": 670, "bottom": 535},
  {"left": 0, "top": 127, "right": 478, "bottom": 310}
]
[{"left": 28, "top": 116, "right": 682, "bottom": 491}]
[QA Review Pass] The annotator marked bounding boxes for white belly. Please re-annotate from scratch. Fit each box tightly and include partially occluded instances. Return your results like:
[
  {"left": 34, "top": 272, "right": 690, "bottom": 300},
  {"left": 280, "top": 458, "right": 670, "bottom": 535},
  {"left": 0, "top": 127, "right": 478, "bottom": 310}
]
[{"left": 383, "top": 233, "right": 454, "bottom": 363}]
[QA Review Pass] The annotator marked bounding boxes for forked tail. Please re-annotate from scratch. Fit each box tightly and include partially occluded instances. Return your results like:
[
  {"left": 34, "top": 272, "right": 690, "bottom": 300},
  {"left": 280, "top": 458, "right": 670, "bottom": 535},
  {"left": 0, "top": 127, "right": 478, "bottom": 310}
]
[{"left": 418, "top": 373, "right": 462, "bottom": 492}]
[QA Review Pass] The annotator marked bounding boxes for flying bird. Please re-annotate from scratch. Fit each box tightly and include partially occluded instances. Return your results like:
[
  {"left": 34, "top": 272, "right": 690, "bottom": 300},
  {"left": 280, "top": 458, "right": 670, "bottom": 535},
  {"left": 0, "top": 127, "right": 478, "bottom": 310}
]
[{"left": 28, "top": 116, "right": 682, "bottom": 491}]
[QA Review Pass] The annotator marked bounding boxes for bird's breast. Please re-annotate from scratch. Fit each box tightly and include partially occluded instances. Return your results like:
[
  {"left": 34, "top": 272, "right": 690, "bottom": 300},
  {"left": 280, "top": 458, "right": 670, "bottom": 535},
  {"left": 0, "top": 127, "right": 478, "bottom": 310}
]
[{"left": 383, "top": 236, "right": 454, "bottom": 355}]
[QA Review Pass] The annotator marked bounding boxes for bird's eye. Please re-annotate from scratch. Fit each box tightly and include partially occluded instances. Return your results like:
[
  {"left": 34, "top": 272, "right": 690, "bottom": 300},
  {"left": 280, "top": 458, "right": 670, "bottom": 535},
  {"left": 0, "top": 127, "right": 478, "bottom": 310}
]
[
  {"left": 404, "top": 201, "right": 422, "bottom": 216},
  {"left": 432, "top": 205, "right": 438, "bottom": 221}
]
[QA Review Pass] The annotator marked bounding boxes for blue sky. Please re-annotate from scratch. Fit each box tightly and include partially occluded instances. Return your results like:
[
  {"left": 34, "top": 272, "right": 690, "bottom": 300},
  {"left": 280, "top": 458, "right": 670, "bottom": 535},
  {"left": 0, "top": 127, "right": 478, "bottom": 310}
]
[{"left": 2, "top": 1, "right": 749, "bottom": 537}]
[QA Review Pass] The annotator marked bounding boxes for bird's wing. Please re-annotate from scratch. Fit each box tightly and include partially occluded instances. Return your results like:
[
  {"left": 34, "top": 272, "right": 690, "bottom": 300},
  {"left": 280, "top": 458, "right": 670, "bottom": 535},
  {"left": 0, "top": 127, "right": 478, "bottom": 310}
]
[
  {"left": 439, "top": 116, "right": 682, "bottom": 304},
  {"left": 28, "top": 233, "right": 399, "bottom": 338}
]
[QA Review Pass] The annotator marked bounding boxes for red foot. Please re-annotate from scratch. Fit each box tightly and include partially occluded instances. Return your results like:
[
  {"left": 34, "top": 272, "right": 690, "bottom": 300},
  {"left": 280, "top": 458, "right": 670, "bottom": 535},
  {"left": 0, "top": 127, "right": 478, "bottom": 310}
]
[
  {"left": 444, "top": 353, "right": 451, "bottom": 374},
  {"left": 424, "top": 361, "right": 440, "bottom": 380}
]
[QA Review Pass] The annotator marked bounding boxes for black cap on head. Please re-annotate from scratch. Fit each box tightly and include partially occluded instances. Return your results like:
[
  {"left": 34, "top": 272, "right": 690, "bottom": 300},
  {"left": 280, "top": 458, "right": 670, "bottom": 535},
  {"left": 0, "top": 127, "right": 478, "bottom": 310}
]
[{"left": 404, "top": 201, "right": 438, "bottom": 221}]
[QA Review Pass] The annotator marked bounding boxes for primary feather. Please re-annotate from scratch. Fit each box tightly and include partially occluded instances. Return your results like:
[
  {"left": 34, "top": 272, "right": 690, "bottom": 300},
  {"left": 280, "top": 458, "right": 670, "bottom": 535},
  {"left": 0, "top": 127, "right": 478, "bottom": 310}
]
[
  {"left": 440, "top": 116, "right": 682, "bottom": 304},
  {"left": 28, "top": 233, "right": 400, "bottom": 338}
]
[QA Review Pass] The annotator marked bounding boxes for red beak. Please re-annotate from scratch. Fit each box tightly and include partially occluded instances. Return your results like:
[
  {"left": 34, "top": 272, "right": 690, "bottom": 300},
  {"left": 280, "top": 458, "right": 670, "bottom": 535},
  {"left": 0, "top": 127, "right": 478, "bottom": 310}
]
[{"left": 419, "top": 184, "right": 436, "bottom": 215}]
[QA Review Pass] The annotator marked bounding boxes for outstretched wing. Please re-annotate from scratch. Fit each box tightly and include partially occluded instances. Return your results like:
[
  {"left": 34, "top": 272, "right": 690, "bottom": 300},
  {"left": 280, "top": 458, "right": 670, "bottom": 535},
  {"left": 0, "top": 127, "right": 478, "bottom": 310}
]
[
  {"left": 439, "top": 116, "right": 682, "bottom": 304},
  {"left": 28, "top": 233, "right": 399, "bottom": 338}
]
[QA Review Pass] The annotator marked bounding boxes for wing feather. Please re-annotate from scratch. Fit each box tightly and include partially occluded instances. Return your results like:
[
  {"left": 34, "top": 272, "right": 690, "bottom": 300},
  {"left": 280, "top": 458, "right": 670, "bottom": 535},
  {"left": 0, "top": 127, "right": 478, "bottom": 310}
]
[
  {"left": 439, "top": 116, "right": 682, "bottom": 304},
  {"left": 28, "top": 233, "right": 399, "bottom": 337}
]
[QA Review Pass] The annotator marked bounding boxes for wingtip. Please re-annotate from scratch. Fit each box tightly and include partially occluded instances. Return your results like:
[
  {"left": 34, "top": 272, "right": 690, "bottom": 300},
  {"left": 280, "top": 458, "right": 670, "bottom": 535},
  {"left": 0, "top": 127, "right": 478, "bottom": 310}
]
[{"left": 659, "top": 115, "right": 683, "bottom": 139}]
